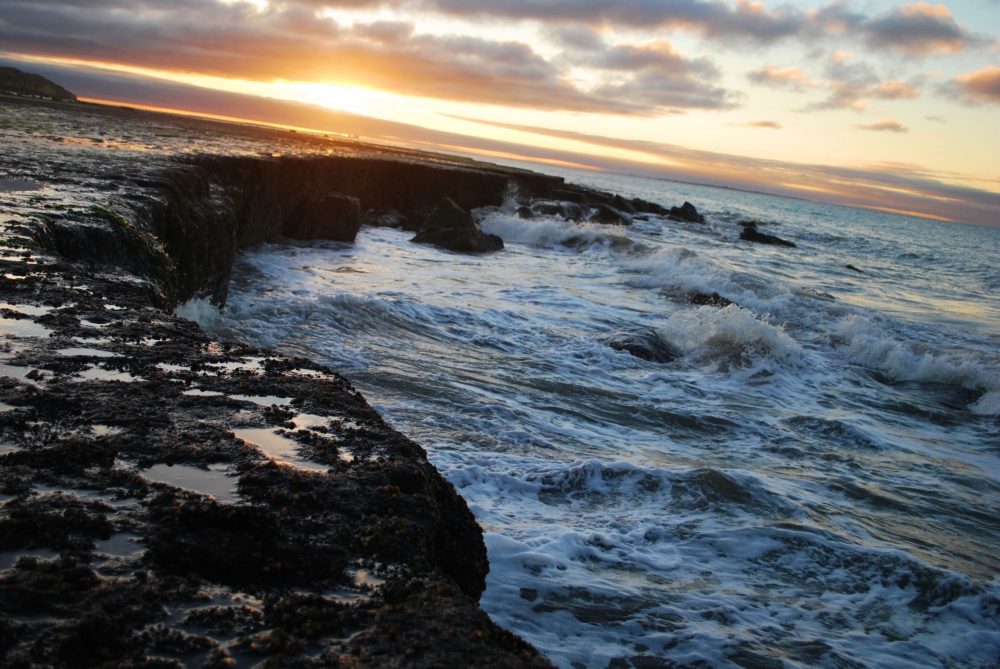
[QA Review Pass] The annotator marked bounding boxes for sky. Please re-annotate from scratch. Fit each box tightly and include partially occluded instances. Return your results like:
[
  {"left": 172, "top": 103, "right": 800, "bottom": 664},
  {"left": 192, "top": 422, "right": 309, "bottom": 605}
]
[{"left": 1, "top": 0, "right": 998, "bottom": 225}]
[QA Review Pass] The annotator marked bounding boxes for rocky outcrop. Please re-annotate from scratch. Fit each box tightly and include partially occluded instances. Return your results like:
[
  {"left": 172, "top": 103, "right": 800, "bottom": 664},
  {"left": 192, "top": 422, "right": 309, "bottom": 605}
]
[
  {"left": 282, "top": 191, "right": 361, "bottom": 241},
  {"left": 600, "top": 329, "right": 679, "bottom": 363},
  {"left": 412, "top": 198, "right": 504, "bottom": 253},
  {"left": 739, "top": 221, "right": 796, "bottom": 247},
  {"left": 690, "top": 292, "right": 737, "bottom": 308},
  {"left": 590, "top": 203, "right": 632, "bottom": 226},
  {"left": 0, "top": 67, "right": 77, "bottom": 102},
  {"left": 668, "top": 201, "right": 705, "bottom": 223}
]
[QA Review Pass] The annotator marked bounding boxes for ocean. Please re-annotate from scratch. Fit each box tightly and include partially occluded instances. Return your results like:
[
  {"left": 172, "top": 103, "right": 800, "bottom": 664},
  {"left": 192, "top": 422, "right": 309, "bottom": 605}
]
[{"left": 179, "top": 165, "right": 1000, "bottom": 669}]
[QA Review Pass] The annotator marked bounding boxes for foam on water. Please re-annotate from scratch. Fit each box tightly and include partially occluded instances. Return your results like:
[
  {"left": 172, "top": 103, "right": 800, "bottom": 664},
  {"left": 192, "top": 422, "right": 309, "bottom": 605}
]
[{"left": 181, "top": 176, "right": 1000, "bottom": 668}]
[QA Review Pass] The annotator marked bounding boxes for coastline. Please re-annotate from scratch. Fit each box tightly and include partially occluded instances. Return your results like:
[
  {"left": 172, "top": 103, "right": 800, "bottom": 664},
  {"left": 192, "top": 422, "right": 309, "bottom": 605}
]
[{"left": 0, "top": 95, "right": 569, "bottom": 667}]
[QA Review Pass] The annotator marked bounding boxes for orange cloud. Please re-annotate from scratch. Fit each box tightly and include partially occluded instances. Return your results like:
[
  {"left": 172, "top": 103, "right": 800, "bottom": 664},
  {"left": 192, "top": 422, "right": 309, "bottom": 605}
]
[
  {"left": 729, "top": 120, "right": 782, "bottom": 129},
  {"left": 945, "top": 65, "right": 1000, "bottom": 104}
]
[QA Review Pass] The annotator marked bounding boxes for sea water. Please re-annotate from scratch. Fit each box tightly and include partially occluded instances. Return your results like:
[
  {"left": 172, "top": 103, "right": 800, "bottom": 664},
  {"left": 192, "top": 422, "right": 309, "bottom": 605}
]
[{"left": 179, "top": 167, "right": 1000, "bottom": 669}]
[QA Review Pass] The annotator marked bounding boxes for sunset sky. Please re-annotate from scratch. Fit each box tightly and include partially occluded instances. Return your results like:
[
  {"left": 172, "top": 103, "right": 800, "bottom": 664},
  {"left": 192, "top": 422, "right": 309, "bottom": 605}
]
[{"left": 2, "top": 0, "right": 999, "bottom": 225}]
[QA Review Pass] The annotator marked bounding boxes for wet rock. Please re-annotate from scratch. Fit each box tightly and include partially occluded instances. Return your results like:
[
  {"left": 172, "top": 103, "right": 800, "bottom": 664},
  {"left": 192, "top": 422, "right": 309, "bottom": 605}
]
[
  {"left": 531, "top": 201, "right": 586, "bottom": 221},
  {"left": 412, "top": 198, "right": 504, "bottom": 253},
  {"left": 599, "top": 329, "right": 679, "bottom": 363},
  {"left": 612, "top": 195, "right": 637, "bottom": 215},
  {"left": 690, "top": 292, "right": 736, "bottom": 308},
  {"left": 282, "top": 191, "right": 361, "bottom": 242},
  {"left": 630, "top": 198, "right": 669, "bottom": 216},
  {"left": 515, "top": 206, "right": 535, "bottom": 219},
  {"left": 366, "top": 207, "right": 409, "bottom": 228},
  {"left": 846, "top": 264, "right": 863, "bottom": 273},
  {"left": 668, "top": 201, "right": 704, "bottom": 223},
  {"left": 739, "top": 221, "right": 796, "bottom": 248},
  {"left": 590, "top": 203, "right": 632, "bottom": 226},
  {"left": 545, "top": 188, "right": 588, "bottom": 205}
]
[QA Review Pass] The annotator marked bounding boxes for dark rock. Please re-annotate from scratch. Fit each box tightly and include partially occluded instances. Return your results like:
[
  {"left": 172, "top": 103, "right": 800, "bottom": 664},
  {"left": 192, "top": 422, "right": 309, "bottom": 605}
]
[
  {"left": 739, "top": 224, "right": 796, "bottom": 248},
  {"left": 668, "top": 201, "right": 704, "bottom": 223},
  {"left": 412, "top": 198, "right": 504, "bottom": 253},
  {"left": 846, "top": 264, "right": 863, "bottom": 273},
  {"left": 366, "top": 207, "right": 408, "bottom": 228},
  {"left": 690, "top": 292, "right": 736, "bottom": 308},
  {"left": 590, "top": 203, "right": 632, "bottom": 226},
  {"left": 612, "top": 195, "right": 636, "bottom": 215},
  {"left": 599, "top": 329, "right": 679, "bottom": 363},
  {"left": 531, "top": 201, "right": 586, "bottom": 221},
  {"left": 0, "top": 67, "right": 77, "bottom": 102},
  {"left": 630, "top": 198, "right": 669, "bottom": 215},
  {"left": 545, "top": 188, "right": 588, "bottom": 205},
  {"left": 283, "top": 191, "right": 361, "bottom": 242},
  {"left": 515, "top": 206, "right": 535, "bottom": 219}
]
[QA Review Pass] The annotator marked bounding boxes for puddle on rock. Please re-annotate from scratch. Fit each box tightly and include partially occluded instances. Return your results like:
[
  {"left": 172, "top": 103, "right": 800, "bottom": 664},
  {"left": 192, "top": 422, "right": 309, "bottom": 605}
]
[
  {"left": 182, "top": 388, "right": 224, "bottom": 397},
  {"left": 0, "top": 402, "right": 17, "bottom": 412},
  {"left": 0, "top": 179, "right": 44, "bottom": 193},
  {"left": 157, "top": 363, "right": 190, "bottom": 373},
  {"left": 94, "top": 532, "right": 145, "bottom": 558},
  {"left": 0, "top": 317, "right": 51, "bottom": 338},
  {"left": 233, "top": 428, "right": 329, "bottom": 472},
  {"left": 0, "top": 363, "right": 44, "bottom": 385},
  {"left": 73, "top": 366, "right": 144, "bottom": 383},
  {"left": 142, "top": 463, "right": 240, "bottom": 503},
  {"left": 292, "top": 413, "right": 331, "bottom": 429},
  {"left": 0, "top": 548, "right": 57, "bottom": 571},
  {"left": 93, "top": 425, "right": 122, "bottom": 437},
  {"left": 0, "top": 442, "right": 22, "bottom": 455},
  {"left": 57, "top": 347, "right": 119, "bottom": 358},
  {"left": 0, "top": 302, "right": 52, "bottom": 317},
  {"left": 230, "top": 394, "right": 293, "bottom": 407}
]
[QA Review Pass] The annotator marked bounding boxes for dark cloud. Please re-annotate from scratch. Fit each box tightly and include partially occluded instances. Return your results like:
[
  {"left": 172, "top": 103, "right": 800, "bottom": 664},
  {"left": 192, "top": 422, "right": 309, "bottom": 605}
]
[
  {"left": 0, "top": 0, "right": 738, "bottom": 115},
  {"left": 861, "top": 2, "right": 980, "bottom": 55},
  {"left": 857, "top": 119, "right": 908, "bottom": 132},
  {"left": 941, "top": 65, "right": 1000, "bottom": 104}
]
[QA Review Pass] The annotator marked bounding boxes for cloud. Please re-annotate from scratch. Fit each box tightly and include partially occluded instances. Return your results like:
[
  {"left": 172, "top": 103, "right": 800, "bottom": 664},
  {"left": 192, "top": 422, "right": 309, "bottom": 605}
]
[
  {"left": 294, "top": 0, "right": 993, "bottom": 54},
  {"left": 860, "top": 2, "right": 982, "bottom": 55},
  {"left": 746, "top": 63, "right": 820, "bottom": 90},
  {"left": 925, "top": 114, "right": 947, "bottom": 122},
  {"left": 729, "top": 120, "right": 782, "bottom": 128},
  {"left": 0, "top": 0, "right": 738, "bottom": 116},
  {"left": 857, "top": 119, "right": 909, "bottom": 132},
  {"left": 942, "top": 65, "right": 1000, "bottom": 104},
  {"left": 800, "top": 56, "right": 924, "bottom": 111}
]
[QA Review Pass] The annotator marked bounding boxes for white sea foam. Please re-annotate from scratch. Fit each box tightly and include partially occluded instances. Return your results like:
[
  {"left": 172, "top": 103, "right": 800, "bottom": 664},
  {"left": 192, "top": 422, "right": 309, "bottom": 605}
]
[
  {"left": 658, "top": 304, "right": 802, "bottom": 364},
  {"left": 480, "top": 212, "right": 627, "bottom": 249},
  {"left": 831, "top": 314, "right": 1000, "bottom": 414}
]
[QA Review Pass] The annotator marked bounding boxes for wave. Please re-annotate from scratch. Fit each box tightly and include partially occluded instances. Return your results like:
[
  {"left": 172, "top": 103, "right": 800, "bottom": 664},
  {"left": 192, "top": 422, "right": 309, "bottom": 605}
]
[
  {"left": 658, "top": 304, "right": 803, "bottom": 366},
  {"left": 830, "top": 314, "right": 1000, "bottom": 414},
  {"left": 479, "top": 212, "right": 631, "bottom": 250}
]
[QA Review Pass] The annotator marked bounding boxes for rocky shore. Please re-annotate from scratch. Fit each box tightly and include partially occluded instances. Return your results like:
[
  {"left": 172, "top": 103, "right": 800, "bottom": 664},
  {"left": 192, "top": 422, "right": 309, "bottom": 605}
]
[
  {"left": 0, "top": 95, "right": 572, "bottom": 668},
  {"left": 0, "top": 94, "right": 714, "bottom": 668}
]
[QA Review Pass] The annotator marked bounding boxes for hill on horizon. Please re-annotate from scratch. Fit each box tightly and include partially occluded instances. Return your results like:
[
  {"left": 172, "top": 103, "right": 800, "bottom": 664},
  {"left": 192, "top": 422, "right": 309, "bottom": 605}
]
[{"left": 0, "top": 66, "right": 77, "bottom": 102}]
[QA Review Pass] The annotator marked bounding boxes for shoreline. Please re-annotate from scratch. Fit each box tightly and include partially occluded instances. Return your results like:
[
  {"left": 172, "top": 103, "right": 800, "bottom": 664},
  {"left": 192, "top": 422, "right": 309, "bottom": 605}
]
[{"left": 0, "top": 95, "right": 574, "bottom": 667}]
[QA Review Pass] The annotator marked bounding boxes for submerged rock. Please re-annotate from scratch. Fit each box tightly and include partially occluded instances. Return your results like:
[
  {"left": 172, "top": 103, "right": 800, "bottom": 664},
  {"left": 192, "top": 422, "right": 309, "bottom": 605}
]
[
  {"left": 846, "top": 264, "right": 863, "bottom": 273},
  {"left": 283, "top": 191, "right": 361, "bottom": 241},
  {"left": 412, "top": 198, "right": 504, "bottom": 253},
  {"left": 600, "top": 329, "right": 680, "bottom": 363},
  {"left": 739, "top": 221, "right": 796, "bottom": 248},
  {"left": 690, "top": 292, "right": 737, "bottom": 308},
  {"left": 590, "top": 203, "right": 632, "bottom": 226},
  {"left": 515, "top": 206, "right": 536, "bottom": 219},
  {"left": 668, "top": 202, "right": 705, "bottom": 223}
]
